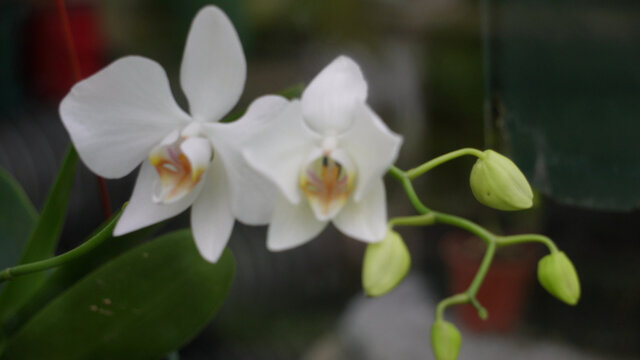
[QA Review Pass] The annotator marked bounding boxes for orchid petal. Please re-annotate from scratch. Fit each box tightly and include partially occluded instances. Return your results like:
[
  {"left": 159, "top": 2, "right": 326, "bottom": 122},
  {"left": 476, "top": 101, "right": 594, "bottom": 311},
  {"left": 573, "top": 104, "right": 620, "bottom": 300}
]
[
  {"left": 190, "top": 155, "right": 234, "bottom": 263},
  {"left": 340, "top": 104, "right": 403, "bottom": 201},
  {"left": 301, "top": 56, "right": 367, "bottom": 135},
  {"left": 243, "top": 100, "right": 320, "bottom": 204},
  {"left": 113, "top": 160, "right": 203, "bottom": 236},
  {"left": 204, "top": 95, "right": 288, "bottom": 225},
  {"left": 333, "top": 178, "right": 387, "bottom": 242},
  {"left": 180, "top": 5, "right": 245, "bottom": 122},
  {"left": 267, "top": 195, "right": 327, "bottom": 251},
  {"left": 60, "top": 56, "right": 190, "bottom": 178}
]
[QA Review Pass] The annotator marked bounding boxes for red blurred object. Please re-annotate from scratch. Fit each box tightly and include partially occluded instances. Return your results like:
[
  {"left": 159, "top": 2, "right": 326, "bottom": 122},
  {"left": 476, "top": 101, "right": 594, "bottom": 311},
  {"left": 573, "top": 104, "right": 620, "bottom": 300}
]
[
  {"left": 25, "top": 4, "right": 105, "bottom": 100},
  {"left": 441, "top": 231, "right": 537, "bottom": 333}
]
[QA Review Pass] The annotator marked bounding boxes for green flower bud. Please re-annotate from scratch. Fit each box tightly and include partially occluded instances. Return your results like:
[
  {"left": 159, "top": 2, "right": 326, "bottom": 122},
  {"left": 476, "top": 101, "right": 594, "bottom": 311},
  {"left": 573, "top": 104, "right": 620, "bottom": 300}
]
[
  {"left": 431, "top": 320, "right": 462, "bottom": 360},
  {"left": 469, "top": 149, "right": 533, "bottom": 211},
  {"left": 362, "top": 229, "right": 411, "bottom": 297},
  {"left": 537, "top": 251, "right": 581, "bottom": 305}
]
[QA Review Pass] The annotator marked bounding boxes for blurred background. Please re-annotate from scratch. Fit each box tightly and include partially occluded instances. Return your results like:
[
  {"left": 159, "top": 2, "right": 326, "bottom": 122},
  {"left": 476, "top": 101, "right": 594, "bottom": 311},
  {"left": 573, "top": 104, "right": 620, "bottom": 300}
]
[{"left": 1, "top": 0, "right": 640, "bottom": 359}]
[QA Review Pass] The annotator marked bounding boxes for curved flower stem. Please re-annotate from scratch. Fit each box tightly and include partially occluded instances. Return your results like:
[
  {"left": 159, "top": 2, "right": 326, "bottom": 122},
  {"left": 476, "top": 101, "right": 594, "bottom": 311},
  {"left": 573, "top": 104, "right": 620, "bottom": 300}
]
[
  {"left": 497, "top": 234, "right": 558, "bottom": 253},
  {"left": 432, "top": 212, "right": 495, "bottom": 245},
  {"left": 388, "top": 160, "right": 558, "bottom": 322},
  {"left": 434, "top": 226, "right": 496, "bottom": 321},
  {"left": 405, "top": 148, "right": 485, "bottom": 180},
  {"left": 55, "top": 0, "right": 112, "bottom": 219},
  {"left": 435, "top": 293, "right": 468, "bottom": 322},
  {"left": 388, "top": 166, "right": 430, "bottom": 214},
  {"left": 388, "top": 213, "right": 436, "bottom": 228},
  {"left": 0, "top": 212, "right": 120, "bottom": 284}
]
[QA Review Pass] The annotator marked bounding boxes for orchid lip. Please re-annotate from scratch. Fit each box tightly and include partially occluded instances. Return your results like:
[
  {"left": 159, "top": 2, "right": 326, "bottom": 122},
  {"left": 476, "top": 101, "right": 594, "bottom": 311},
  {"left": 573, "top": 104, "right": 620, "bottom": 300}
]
[
  {"left": 300, "top": 148, "right": 355, "bottom": 221},
  {"left": 149, "top": 133, "right": 212, "bottom": 204}
]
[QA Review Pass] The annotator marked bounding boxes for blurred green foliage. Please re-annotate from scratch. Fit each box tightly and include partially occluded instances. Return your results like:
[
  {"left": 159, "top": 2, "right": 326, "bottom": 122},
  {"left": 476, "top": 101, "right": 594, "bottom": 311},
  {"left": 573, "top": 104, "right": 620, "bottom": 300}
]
[
  {"left": 487, "top": 0, "right": 640, "bottom": 210},
  {"left": 3, "top": 230, "right": 235, "bottom": 360}
]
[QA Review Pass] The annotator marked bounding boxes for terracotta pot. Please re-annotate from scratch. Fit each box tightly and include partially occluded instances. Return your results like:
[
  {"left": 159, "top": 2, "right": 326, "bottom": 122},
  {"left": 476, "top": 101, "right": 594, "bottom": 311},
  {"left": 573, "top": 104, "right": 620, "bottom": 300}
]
[{"left": 440, "top": 231, "right": 537, "bottom": 332}]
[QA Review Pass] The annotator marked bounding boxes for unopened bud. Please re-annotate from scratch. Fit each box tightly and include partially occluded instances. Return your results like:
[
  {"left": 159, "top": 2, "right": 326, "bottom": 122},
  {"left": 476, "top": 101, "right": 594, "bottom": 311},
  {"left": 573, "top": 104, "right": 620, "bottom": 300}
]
[
  {"left": 537, "top": 251, "right": 580, "bottom": 305},
  {"left": 362, "top": 229, "right": 411, "bottom": 297},
  {"left": 469, "top": 150, "right": 533, "bottom": 211},
  {"left": 431, "top": 320, "right": 462, "bottom": 360}
]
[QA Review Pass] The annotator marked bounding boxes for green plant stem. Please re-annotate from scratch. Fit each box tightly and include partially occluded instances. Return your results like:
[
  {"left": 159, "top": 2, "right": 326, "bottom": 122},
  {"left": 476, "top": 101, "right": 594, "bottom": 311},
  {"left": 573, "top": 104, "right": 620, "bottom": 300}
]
[
  {"left": 467, "top": 241, "right": 496, "bottom": 296},
  {"left": 388, "top": 214, "right": 436, "bottom": 228},
  {"left": 0, "top": 213, "right": 120, "bottom": 284},
  {"left": 497, "top": 234, "right": 558, "bottom": 253},
  {"left": 432, "top": 212, "right": 495, "bottom": 245},
  {"left": 405, "top": 148, "right": 484, "bottom": 180},
  {"left": 388, "top": 160, "right": 559, "bottom": 322},
  {"left": 388, "top": 166, "right": 430, "bottom": 213},
  {"left": 435, "top": 293, "right": 468, "bottom": 322}
]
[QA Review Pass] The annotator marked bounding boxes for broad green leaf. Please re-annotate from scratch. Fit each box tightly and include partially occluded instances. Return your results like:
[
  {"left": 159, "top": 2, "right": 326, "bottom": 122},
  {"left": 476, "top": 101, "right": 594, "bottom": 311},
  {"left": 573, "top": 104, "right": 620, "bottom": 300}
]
[
  {"left": 0, "top": 168, "right": 37, "bottom": 272},
  {"left": 0, "top": 212, "right": 120, "bottom": 336},
  {"left": 0, "top": 210, "right": 144, "bottom": 334},
  {"left": 2, "top": 219, "right": 160, "bottom": 337},
  {"left": 3, "top": 230, "right": 235, "bottom": 360},
  {"left": 0, "top": 147, "right": 77, "bottom": 324}
]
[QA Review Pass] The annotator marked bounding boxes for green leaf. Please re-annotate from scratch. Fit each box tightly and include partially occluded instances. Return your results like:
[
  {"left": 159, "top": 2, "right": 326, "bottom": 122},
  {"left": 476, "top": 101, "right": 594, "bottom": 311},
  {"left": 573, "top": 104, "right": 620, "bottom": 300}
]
[
  {"left": 0, "top": 168, "right": 37, "bottom": 272},
  {"left": 2, "top": 220, "right": 160, "bottom": 337},
  {"left": 0, "top": 147, "right": 78, "bottom": 324},
  {"left": 3, "top": 230, "right": 235, "bottom": 360}
]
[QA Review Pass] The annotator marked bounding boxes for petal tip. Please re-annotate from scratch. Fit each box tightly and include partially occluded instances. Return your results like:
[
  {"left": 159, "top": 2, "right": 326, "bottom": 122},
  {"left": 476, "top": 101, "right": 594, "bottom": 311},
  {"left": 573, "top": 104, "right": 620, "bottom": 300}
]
[
  {"left": 112, "top": 221, "right": 132, "bottom": 237},
  {"left": 266, "top": 237, "right": 301, "bottom": 252},
  {"left": 198, "top": 247, "right": 224, "bottom": 263}
]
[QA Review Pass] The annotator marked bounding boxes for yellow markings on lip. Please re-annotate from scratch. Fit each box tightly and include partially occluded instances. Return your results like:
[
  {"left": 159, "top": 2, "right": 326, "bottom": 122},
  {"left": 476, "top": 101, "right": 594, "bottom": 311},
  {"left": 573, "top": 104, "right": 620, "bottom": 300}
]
[
  {"left": 150, "top": 140, "right": 205, "bottom": 204},
  {"left": 300, "top": 154, "right": 354, "bottom": 219}
]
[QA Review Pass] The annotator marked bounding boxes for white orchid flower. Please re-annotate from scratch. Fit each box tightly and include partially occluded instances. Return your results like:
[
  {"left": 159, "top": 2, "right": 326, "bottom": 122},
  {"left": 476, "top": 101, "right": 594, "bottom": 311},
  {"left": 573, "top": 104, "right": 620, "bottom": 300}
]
[
  {"left": 243, "top": 56, "right": 403, "bottom": 251},
  {"left": 59, "top": 6, "right": 277, "bottom": 262}
]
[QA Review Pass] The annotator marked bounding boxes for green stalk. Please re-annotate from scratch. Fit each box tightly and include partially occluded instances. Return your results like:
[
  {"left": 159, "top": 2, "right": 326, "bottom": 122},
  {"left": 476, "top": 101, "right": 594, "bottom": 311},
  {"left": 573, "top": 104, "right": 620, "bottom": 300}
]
[
  {"left": 432, "top": 212, "right": 495, "bottom": 245},
  {"left": 496, "top": 234, "right": 558, "bottom": 253},
  {"left": 388, "top": 214, "right": 436, "bottom": 228},
  {"left": 405, "top": 148, "right": 484, "bottom": 180},
  {"left": 0, "top": 213, "right": 120, "bottom": 284},
  {"left": 387, "top": 156, "right": 558, "bottom": 322},
  {"left": 388, "top": 166, "right": 430, "bottom": 214}
]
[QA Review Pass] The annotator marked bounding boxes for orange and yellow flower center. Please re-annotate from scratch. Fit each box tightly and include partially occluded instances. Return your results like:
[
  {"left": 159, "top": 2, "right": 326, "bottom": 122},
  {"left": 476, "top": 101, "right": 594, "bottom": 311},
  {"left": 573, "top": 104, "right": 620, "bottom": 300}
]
[
  {"left": 149, "top": 136, "right": 210, "bottom": 204},
  {"left": 300, "top": 153, "right": 354, "bottom": 220}
]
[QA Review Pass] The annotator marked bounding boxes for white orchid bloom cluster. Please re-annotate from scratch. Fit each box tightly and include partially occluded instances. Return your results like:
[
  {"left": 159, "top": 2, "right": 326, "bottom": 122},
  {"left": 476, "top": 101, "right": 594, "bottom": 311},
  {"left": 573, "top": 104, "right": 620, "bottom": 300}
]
[{"left": 60, "top": 5, "right": 402, "bottom": 263}]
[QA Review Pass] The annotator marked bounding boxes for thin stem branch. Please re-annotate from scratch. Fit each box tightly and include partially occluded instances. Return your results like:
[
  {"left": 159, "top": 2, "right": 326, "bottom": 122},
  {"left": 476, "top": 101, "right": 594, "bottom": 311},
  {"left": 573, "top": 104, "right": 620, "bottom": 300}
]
[
  {"left": 388, "top": 157, "right": 559, "bottom": 323},
  {"left": 406, "top": 148, "right": 484, "bottom": 180},
  {"left": 435, "top": 293, "right": 468, "bottom": 322},
  {"left": 55, "top": 0, "right": 112, "bottom": 219},
  {"left": 388, "top": 213, "right": 436, "bottom": 228},
  {"left": 496, "top": 234, "right": 558, "bottom": 253},
  {"left": 467, "top": 241, "right": 496, "bottom": 296},
  {"left": 388, "top": 166, "right": 430, "bottom": 214},
  {"left": 433, "top": 212, "right": 495, "bottom": 245},
  {"left": 0, "top": 213, "right": 119, "bottom": 284},
  {"left": 435, "top": 239, "right": 497, "bottom": 322},
  {"left": 389, "top": 163, "right": 498, "bottom": 321}
]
